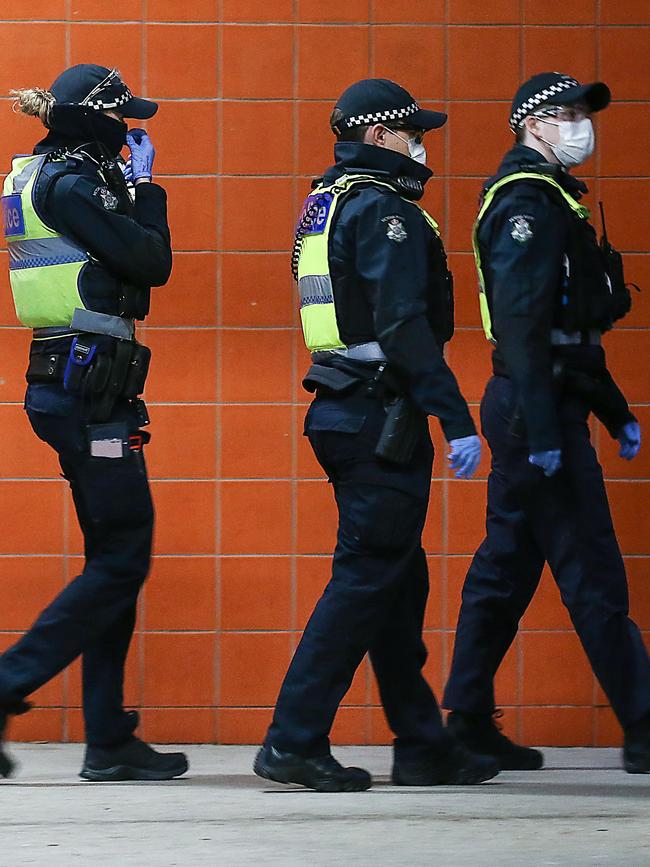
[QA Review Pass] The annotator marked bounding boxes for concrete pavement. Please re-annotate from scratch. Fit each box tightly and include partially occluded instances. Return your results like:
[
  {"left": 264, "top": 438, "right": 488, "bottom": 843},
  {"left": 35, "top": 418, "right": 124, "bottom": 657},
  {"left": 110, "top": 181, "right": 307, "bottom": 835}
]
[{"left": 0, "top": 745, "right": 648, "bottom": 866}]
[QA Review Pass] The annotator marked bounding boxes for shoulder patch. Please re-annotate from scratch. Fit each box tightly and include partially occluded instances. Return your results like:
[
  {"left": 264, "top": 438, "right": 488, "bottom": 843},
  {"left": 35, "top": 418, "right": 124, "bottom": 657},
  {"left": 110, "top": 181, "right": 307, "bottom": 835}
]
[
  {"left": 509, "top": 214, "right": 534, "bottom": 244},
  {"left": 93, "top": 185, "right": 119, "bottom": 211},
  {"left": 382, "top": 214, "right": 408, "bottom": 243}
]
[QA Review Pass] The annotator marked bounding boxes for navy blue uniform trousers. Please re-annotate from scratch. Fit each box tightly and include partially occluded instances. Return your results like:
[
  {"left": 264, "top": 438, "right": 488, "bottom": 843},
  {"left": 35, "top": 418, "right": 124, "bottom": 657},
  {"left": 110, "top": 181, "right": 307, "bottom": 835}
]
[
  {"left": 444, "top": 375, "right": 650, "bottom": 728},
  {"left": 266, "top": 390, "right": 448, "bottom": 759},
  {"left": 0, "top": 385, "right": 153, "bottom": 746}
]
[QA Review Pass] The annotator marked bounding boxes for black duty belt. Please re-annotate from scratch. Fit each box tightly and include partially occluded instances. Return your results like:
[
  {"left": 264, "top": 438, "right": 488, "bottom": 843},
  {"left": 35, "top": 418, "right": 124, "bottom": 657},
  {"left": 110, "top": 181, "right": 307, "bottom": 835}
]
[{"left": 302, "top": 361, "right": 404, "bottom": 399}]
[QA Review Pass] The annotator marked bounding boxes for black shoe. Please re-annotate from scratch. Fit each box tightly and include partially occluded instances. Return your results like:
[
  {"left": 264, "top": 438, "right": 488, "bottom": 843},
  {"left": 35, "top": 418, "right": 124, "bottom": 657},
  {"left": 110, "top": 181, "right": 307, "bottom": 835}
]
[
  {"left": 392, "top": 740, "right": 499, "bottom": 786},
  {"left": 447, "top": 710, "right": 544, "bottom": 771},
  {"left": 254, "top": 745, "right": 372, "bottom": 792},
  {"left": 0, "top": 700, "right": 31, "bottom": 779},
  {"left": 623, "top": 717, "right": 650, "bottom": 774},
  {"left": 80, "top": 737, "right": 188, "bottom": 782}
]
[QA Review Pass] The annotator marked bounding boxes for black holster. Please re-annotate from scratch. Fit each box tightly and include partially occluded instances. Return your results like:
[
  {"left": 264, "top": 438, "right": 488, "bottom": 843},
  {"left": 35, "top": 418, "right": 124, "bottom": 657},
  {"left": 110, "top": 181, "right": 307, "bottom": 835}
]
[{"left": 374, "top": 396, "right": 422, "bottom": 465}]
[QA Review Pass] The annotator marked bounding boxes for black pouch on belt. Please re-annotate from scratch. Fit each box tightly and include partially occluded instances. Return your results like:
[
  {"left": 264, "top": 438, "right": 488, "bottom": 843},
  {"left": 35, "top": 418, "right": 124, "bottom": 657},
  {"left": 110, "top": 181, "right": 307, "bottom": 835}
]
[
  {"left": 374, "top": 396, "right": 422, "bottom": 465},
  {"left": 63, "top": 335, "right": 100, "bottom": 395},
  {"left": 122, "top": 342, "right": 151, "bottom": 398}
]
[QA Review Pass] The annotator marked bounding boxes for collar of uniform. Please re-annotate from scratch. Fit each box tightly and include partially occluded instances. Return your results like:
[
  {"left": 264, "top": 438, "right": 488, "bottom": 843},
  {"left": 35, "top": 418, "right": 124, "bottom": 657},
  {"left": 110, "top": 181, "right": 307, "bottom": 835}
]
[
  {"left": 488, "top": 144, "right": 588, "bottom": 199},
  {"left": 34, "top": 130, "right": 91, "bottom": 156},
  {"left": 325, "top": 142, "right": 433, "bottom": 189},
  {"left": 33, "top": 132, "right": 107, "bottom": 169}
]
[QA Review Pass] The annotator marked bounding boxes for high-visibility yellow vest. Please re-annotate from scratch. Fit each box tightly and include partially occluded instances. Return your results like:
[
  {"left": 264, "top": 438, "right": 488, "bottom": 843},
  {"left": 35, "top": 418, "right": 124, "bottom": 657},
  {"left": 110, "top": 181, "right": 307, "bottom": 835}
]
[
  {"left": 2, "top": 154, "right": 89, "bottom": 327},
  {"left": 296, "top": 173, "right": 441, "bottom": 353},
  {"left": 473, "top": 171, "right": 590, "bottom": 343}
]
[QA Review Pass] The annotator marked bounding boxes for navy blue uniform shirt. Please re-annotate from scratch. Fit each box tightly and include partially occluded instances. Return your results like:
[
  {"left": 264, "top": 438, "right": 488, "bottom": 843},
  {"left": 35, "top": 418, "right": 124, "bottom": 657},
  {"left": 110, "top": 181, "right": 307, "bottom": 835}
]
[
  {"left": 320, "top": 142, "right": 476, "bottom": 443},
  {"left": 477, "top": 144, "right": 632, "bottom": 452}
]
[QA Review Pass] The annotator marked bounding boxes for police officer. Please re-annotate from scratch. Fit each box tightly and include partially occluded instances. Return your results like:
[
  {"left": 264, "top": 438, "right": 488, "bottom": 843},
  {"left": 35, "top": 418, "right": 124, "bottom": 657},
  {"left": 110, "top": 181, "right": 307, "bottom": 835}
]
[
  {"left": 0, "top": 65, "right": 188, "bottom": 781},
  {"left": 443, "top": 73, "right": 650, "bottom": 774},
  {"left": 254, "top": 79, "right": 499, "bottom": 792}
]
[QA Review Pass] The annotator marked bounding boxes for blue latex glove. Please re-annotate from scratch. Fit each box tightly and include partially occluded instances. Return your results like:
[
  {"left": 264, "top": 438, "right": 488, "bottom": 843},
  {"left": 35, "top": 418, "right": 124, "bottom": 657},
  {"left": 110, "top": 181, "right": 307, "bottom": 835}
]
[
  {"left": 448, "top": 435, "right": 482, "bottom": 479},
  {"left": 529, "top": 449, "right": 562, "bottom": 477},
  {"left": 618, "top": 421, "right": 641, "bottom": 460},
  {"left": 126, "top": 128, "right": 155, "bottom": 180}
]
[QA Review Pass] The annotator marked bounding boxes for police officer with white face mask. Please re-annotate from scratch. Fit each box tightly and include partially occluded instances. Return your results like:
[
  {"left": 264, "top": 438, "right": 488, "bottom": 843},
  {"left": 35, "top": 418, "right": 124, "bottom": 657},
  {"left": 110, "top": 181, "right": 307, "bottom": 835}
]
[
  {"left": 442, "top": 73, "right": 650, "bottom": 774},
  {"left": 254, "top": 78, "right": 495, "bottom": 792}
]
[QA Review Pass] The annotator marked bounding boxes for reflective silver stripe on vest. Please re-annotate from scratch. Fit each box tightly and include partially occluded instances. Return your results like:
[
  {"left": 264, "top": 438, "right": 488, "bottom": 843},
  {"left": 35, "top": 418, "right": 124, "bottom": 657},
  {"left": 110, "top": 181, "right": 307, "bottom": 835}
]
[
  {"left": 550, "top": 328, "right": 601, "bottom": 346},
  {"left": 312, "top": 341, "right": 387, "bottom": 363},
  {"left": 11, "top": 157, "right": 43, "bottom": 194},
  {"left": 298, "top": 274, "right": 333, "bottom": 308},
  {"left": 71, "top": 308, "right": 135, "bottom": 340},
  {"left": 8, "top": 236, "right": 88, "bottom": 270}
]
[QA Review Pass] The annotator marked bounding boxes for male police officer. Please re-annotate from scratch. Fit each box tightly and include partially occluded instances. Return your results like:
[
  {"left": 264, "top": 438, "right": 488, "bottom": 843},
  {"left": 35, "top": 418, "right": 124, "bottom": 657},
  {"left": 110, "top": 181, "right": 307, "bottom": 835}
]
[
  {"left": 254, "top": 79, "right": 499, "bottom": 792},
  {"left": 443, "top": 73, "right": 650, "bottom": 774},
  {"left": 0, "top": 65, "right": 188, "bottom": 781}
]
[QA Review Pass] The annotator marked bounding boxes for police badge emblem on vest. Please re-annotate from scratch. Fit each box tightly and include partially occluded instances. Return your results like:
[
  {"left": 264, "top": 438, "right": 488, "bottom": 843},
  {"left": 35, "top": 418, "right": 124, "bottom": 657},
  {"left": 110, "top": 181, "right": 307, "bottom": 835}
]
[
  {"left": 509, "top": 214, "right": 534, "bottom": 244},
  {"left": 382, "top": 214, "right": 408, "bottom": 243}
]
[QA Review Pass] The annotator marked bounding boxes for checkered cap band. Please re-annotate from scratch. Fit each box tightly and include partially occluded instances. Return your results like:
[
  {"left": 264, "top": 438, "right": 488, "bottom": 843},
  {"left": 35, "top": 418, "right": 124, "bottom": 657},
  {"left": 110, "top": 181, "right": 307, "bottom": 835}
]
[
  {"left": 80, "top": 69, "right": 133, "bottom": 112},
  {"left": 509, "top": 78, "right": 579, "bottom": 130},
  {"left": 84, "top": 87, "right": 133, "bottom": 111},
  {"left": 344, "top": 101, "right": 420, "bottom": 128}
]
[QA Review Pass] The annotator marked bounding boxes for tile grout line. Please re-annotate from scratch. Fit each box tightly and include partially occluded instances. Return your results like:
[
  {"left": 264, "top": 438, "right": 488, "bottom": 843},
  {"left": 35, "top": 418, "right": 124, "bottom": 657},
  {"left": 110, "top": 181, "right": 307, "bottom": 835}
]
[
  {"left": 60, "top": 0, "right": 73, "bottom": 748},
  {"left": 440, "top": 0, "right": 451, "bottom": 690},
  {"left": 214, "top": 0, "right": 224, "bottom": 743},
  {"left": 592, "top": 0, "right": 602, "bottom": 748},
  {"left": 289, "top": 0, "right": 300, "bottom": 658},
  {"left": 5, "top": 19, "right": 650, "bottom": 27}
]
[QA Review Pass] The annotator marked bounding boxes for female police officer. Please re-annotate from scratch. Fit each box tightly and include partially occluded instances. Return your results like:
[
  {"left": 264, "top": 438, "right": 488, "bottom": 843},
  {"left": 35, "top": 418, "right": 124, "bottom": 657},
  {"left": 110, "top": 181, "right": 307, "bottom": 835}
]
[
  {"left": 0, "top": 64, "right": 187, "bottom": 781},
  {"left": 254, "top": 79, "right": 498, "bottom": 792},
  {"left": 443, "top": 73, "right": 650, "bottom": 774}
]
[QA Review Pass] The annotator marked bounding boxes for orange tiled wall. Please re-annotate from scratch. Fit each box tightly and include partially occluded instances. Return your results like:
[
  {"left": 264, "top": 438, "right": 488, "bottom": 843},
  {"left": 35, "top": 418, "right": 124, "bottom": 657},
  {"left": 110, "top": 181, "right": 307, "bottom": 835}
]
[{"left": 0, "top": 2, "right": 648, "bottom": 747}]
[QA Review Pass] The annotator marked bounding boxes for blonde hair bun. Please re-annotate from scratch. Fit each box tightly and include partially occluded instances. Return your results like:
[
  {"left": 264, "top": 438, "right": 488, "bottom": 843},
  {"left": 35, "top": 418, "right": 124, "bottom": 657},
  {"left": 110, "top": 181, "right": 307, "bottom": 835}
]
[{"left": 10, "top": 87, "right": 56, "bottom": 126}]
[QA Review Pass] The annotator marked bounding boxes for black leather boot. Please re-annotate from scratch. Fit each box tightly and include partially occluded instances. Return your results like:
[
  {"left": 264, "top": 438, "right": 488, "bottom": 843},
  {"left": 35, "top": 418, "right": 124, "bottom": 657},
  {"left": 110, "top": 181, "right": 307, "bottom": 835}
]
[
  {"left": 254, "top": 745, "right": 372, "bottom": 792},
  {"left": 80, "top": 736, "right": 188, "bottom": 781},
  {"left": 447, "top": 711, "right": 544, "bottom": 771},
  {"left": 392, "top": 740, "right": 499, "bottom": 785},
  {"left": 623, "top": 716, "right": 650, "bottom": 774},
  {"left": 0, "top": 700, "right": 32, "bottom": 779}
]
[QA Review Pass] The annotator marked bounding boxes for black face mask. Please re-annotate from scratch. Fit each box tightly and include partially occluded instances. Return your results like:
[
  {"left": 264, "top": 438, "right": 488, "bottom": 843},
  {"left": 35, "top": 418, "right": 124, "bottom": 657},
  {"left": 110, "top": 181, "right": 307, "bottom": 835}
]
[{"left": 48, "top": 105, "right": 128, "bottom": 158}]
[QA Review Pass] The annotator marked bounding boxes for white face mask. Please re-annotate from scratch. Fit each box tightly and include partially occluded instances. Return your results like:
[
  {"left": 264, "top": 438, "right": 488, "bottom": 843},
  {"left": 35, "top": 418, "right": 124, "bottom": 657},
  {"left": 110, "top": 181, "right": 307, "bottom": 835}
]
[
  {"left": 539, "top": 117, "right": 595, "bottom": 167},
  {"left": 385, "top": 128, "right": 428, "bottom": 165}
]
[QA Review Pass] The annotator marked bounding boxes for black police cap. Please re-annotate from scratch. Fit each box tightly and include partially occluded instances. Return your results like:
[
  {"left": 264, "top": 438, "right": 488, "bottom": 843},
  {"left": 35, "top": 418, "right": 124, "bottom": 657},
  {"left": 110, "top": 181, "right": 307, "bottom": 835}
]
[
  {"left": 332, "top": 78, "right": 447, "bottom": 134},
  {"left": 50, "top": 64, "right": 158, "bottom": 119},
  {"left": 509, "top": 71, "right": 610, "bottom": 131}
]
